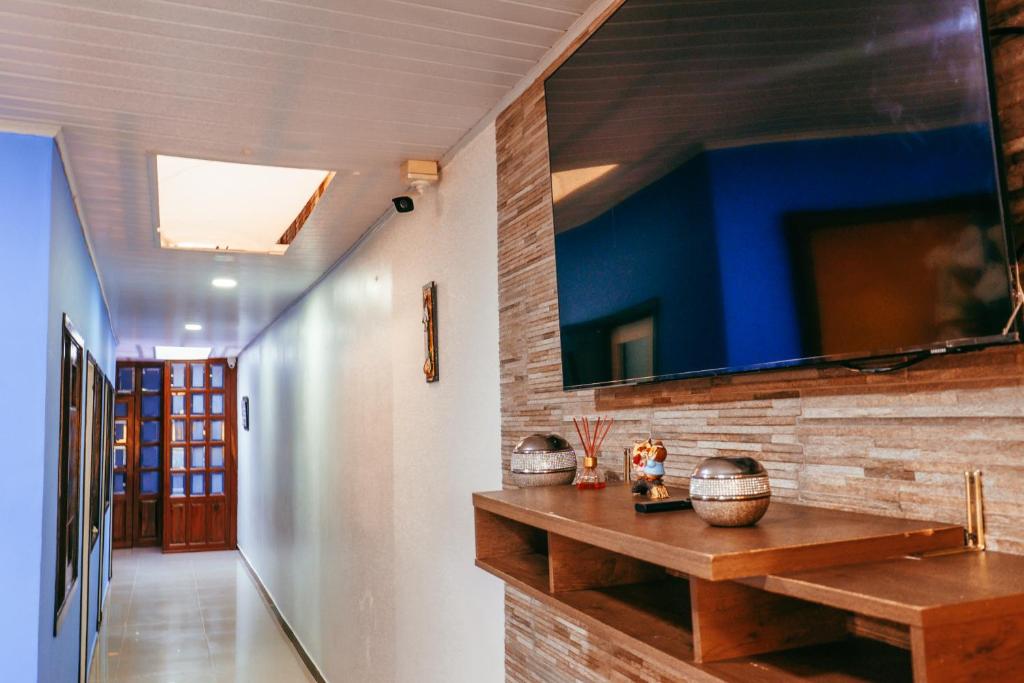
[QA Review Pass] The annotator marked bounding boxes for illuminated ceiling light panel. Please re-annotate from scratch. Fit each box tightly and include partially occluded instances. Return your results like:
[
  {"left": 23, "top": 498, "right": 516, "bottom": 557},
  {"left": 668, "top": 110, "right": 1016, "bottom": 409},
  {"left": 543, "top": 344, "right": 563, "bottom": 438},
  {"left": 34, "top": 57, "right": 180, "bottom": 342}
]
[
  {"left": 155, "top": 345, "right": 212, "bottom": 360},
  {"left": 550, "top": 164, "right": 618, "bottom": 203},
  {"left": 156, "top": 154, "right": 334, "bottom": 255}
]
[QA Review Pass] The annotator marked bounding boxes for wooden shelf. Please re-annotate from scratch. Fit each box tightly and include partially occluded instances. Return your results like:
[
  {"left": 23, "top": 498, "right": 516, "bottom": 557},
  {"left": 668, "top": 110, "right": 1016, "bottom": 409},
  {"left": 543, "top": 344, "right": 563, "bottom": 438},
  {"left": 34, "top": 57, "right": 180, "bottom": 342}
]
[
  {"left": 475, "top": 485, "right": 964, "bottom": 580},
  {"left": 474, "top": 485, "right": 1024, "bottom": 682},
  {"left": 744, "top": 552, "right": 1024, "bottom": 682},
  {"left": 743, "top": 551, "right": 1024, "bottom": 628}
]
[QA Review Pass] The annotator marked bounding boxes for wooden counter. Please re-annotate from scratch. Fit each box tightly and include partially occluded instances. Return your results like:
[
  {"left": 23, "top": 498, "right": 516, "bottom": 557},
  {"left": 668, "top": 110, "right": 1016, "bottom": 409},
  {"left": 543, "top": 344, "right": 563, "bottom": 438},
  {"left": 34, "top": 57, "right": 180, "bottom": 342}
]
[
  {"left": 475, "top": 484, "right": 964, "bottom": 580},
  {"left": 474, "top": 484, "right": 1024, "bottom": 682}
]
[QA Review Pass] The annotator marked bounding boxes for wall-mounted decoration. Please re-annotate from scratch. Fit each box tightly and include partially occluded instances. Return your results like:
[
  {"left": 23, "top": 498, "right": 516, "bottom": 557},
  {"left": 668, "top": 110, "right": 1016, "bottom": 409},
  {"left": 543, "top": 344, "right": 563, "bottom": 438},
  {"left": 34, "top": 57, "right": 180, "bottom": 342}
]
[
  {"left": 86, "top": 354, "right": 104, "bottom": 549},
  {"left": 97, "top": 375, "right": 113, "bottom": 629},
  {"left": 55, "top": 314, "right": 84, "bottom": 634},
  {"left": 422, "top": 281, "right": 439, "bottom": 383},
  {"left": 242, "top": 396, "right": 250, "bottom": 431}
]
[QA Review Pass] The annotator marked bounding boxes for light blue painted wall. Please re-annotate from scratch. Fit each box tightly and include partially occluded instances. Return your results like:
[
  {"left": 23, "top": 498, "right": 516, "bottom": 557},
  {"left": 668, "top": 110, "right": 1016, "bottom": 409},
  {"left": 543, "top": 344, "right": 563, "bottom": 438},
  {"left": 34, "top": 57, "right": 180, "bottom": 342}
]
[
  {"left": 37, "top": 140, "right": 117, "bottom": 683},
  {"left": 0, "top": 133, "right": 56, "bottom": 683},
  {"left": 0, "top": 132, "right": 116, "bottom": 682}
]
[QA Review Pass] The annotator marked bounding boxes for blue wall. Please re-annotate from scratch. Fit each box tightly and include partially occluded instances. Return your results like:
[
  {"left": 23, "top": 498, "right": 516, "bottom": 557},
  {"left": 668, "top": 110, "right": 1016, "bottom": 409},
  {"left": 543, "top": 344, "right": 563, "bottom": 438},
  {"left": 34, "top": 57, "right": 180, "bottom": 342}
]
[
  {"left": 0, "top": 132, "right": 116, "bottom": 682},
  {"left": 0, "top": 133, "right": 56, "bottom": 683}
]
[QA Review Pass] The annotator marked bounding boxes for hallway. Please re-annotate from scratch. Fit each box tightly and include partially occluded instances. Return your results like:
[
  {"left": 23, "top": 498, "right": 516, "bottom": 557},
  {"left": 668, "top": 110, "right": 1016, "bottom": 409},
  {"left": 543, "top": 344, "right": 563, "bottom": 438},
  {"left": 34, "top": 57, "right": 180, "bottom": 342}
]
[{"left": 89, "top": 549, "right": 315, "bottom": 683}]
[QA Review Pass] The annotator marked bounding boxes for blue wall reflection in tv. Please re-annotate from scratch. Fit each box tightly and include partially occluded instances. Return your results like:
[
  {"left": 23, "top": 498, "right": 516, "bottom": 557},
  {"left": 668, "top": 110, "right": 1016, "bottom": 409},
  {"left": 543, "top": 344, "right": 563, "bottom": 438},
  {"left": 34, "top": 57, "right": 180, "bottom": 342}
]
[{"left": 555, "top": 125, "right": 1009, "bottom": 387}]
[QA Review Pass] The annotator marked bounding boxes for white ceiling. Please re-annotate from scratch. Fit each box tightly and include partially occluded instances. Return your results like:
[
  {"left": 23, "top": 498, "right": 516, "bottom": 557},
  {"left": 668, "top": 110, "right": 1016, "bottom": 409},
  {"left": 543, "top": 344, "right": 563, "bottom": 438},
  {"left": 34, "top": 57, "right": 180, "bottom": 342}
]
[{"left": 0, "top": 0, "right": 596, "bottom": 358}]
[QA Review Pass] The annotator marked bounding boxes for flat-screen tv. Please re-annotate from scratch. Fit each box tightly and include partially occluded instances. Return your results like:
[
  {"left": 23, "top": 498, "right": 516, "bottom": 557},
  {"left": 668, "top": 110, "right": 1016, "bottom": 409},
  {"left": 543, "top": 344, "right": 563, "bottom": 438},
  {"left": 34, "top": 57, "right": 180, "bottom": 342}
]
[{"left": 546, "top": 0, "right": 1018, "bottom": 389}]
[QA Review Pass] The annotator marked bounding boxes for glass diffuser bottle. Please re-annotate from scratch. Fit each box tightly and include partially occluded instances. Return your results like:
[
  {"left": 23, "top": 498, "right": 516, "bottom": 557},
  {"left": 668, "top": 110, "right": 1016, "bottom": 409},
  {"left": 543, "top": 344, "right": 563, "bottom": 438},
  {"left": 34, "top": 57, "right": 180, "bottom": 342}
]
[
  {"left": 574, "top": 453, "right": 606, "bottom": 490},
  {"left": 572, "top": 416, "right": 613, "bottom": 490}
]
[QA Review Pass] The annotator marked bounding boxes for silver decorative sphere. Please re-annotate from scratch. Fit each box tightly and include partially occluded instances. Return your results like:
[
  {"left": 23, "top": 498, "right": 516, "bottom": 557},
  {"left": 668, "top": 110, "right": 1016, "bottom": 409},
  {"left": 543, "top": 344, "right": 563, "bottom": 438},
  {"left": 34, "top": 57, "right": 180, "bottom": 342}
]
[
  {"left": 509, "top": 434, "right": 577, "bottom": 487},
  {"left": 689, "top": 457, "right": 771, "bottom": 527}
]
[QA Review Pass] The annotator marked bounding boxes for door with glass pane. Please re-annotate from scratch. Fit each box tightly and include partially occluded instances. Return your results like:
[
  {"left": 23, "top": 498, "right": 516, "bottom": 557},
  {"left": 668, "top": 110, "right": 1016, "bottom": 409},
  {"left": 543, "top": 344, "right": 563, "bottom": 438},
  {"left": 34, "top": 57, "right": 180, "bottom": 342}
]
[
  {"left": 164, "top": 359, "right": 235, "bottom": 551},
  {"left": 112, "top": 362, "right": 164, "bottom": 548},
  {"left": 135, "top": 364, "right": 163, "bottom": 545},
  {"left": 112, "top": 369, "right": 133, "bottom": 548}
]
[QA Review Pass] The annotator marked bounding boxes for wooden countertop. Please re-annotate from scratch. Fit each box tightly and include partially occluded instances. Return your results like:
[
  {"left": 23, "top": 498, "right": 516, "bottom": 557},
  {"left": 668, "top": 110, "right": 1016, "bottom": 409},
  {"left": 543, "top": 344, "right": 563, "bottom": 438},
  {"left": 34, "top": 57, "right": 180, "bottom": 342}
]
[
  {"left": 742, "top": 550, "right": 1024, "bottom": 627},
  {"left": 473, "top": 484, "right": 965, "bottom": 580}
]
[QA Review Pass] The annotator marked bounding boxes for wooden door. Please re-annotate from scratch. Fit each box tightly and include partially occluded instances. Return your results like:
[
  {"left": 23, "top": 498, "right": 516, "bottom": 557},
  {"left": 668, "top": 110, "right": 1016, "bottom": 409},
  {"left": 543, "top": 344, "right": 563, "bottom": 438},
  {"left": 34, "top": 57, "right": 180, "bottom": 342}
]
[
  {"left": 111, "top": 374, "right": 133, "bottom": 549},
  {"left": 164, "top": 360, "right": 236, "bottom": 552},
  {"left": 134, "top": 364, "right": 163, "bottom": 546},
  {"left": 112, "top": 362, "right": 164, "bottom": 548}
]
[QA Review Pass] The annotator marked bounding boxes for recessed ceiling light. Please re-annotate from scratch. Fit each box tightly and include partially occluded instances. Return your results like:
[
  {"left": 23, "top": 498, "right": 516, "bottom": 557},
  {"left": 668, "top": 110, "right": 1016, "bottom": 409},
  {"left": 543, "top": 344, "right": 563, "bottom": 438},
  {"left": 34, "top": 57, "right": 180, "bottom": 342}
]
[
  {"left": 155, "top": 154, "right": 333, "bottom": 255},
  {"left": 155, "top": 345, "right": 212, "bottom": 360},
  {"left": 184, "top": 323, "right": 203, "bottom": 331},
  {"left": 212, "top": 277, "right": 237, "bottom": 289}
]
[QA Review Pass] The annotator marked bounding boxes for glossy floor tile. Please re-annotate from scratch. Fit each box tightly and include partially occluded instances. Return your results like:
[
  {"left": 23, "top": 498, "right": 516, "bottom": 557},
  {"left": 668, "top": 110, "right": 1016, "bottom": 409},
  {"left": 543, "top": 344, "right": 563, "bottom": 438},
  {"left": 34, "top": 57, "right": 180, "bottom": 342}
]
[{"left": 89, "top": 548, "right": 315, "bottom": 683}]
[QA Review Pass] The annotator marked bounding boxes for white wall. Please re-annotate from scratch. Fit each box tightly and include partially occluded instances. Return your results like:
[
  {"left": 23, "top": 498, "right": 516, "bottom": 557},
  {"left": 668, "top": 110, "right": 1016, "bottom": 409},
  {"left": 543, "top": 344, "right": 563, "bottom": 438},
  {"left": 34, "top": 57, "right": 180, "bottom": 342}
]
[{"left": 237, "top": 124, "right": 504, "bottom": 682}]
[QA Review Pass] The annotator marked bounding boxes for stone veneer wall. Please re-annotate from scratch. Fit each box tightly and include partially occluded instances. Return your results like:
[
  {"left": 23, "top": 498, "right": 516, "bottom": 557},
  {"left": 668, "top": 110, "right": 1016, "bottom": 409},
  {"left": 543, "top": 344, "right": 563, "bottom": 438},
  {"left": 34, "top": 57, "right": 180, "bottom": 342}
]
[{"left": 496, "top": 1, "right": 1024, "bottom": 680}]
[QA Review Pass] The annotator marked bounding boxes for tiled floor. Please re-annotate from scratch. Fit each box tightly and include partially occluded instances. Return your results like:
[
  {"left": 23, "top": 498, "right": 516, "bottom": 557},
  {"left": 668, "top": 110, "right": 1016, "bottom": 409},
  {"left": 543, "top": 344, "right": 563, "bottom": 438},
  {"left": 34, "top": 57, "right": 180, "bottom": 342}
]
[{"left": 89, "top": 548, "right": 315, "bottom": 683}]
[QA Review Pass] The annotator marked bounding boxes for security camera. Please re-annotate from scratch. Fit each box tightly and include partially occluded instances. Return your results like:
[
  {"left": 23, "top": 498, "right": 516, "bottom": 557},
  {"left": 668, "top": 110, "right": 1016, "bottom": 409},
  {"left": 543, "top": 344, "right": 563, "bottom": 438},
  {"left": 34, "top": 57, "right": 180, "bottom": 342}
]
[{"left": 392, "top": 196, "right": 415, "bottom": 213}]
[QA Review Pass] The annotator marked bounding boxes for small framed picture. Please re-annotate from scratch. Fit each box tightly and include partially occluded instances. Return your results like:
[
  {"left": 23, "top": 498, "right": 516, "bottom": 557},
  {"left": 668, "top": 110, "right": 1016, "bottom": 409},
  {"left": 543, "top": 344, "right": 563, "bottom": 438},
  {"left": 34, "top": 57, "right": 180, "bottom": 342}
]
[{"left": 422, "top": 282, "right": 439, "bottom": 383}]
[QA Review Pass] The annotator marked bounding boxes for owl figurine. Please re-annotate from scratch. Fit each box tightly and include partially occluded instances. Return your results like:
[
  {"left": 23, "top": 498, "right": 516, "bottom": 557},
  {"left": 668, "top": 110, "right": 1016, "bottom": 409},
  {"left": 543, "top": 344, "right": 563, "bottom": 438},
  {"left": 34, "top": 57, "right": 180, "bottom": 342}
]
[{"left": 631, "top": 439, "right": 670, "bottom": 499}]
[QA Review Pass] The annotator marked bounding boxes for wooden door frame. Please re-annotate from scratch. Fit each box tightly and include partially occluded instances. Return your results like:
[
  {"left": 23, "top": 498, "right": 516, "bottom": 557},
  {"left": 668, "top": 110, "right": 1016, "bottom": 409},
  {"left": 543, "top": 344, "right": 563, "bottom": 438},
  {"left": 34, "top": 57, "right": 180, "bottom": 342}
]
[
  {"left": 131, "top": 362, "right": 163, "bottom": 547},
  {"left": 227, "top": 363, "right": 238, "bottom": 549},
  {"left": 112, "top": 361, "right": 164, "bottom": 548},
  {"left": 111, "top": 393, "right": 133, "bottom": 550},
  {"left": 162, "top": 359, "right": 238, "bottom": 553}
]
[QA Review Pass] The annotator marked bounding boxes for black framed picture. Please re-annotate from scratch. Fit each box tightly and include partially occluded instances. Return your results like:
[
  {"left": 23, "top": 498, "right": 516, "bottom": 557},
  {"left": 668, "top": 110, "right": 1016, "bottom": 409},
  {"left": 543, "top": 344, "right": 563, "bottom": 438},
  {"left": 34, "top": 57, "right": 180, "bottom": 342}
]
[
  {"left": 86, "top": 354, "right": 103, "bottom": 550},
  {"left": 97, "top": 374, "right": 113, "bottom": 629},
  {"left": 54, "top": 314, "right": 84, "bottom": 634}
]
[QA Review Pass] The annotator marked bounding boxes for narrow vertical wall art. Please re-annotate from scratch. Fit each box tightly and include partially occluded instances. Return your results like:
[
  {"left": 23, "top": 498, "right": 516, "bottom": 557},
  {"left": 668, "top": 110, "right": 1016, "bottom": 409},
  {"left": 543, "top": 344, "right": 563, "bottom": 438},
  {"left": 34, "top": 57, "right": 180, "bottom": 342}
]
[{"left": 423, "top": 281, "right": 439, "bottom": 383}]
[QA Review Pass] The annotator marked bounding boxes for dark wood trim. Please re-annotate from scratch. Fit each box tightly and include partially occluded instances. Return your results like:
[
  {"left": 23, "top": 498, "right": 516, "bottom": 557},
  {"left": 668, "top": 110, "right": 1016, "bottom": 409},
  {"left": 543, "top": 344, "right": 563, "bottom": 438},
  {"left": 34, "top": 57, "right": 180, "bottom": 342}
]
[
  {"left": 238, "top": 549, "right": 327, "bottom": 683},
  {"left": 227, "top": 362, "right": 238, "bottom": 550}
]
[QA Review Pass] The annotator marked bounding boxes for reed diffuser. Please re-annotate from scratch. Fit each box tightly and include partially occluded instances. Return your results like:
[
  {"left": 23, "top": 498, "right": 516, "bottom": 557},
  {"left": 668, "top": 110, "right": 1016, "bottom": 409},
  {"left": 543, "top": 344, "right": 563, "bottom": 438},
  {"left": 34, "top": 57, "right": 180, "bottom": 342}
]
[{"left": 572, "top": 416, "right": 613, "bottom": 490}]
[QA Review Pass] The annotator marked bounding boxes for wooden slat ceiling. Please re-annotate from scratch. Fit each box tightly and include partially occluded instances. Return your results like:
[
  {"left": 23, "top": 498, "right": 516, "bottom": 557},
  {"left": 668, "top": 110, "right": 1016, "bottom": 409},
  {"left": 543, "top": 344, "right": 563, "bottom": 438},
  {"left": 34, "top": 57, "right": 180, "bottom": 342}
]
[
  {"left": 546, "top": 0, "right": 994, "bottom": 232},
  {"left": 0, "top": 0, "right": 594, "bottom": 357}
]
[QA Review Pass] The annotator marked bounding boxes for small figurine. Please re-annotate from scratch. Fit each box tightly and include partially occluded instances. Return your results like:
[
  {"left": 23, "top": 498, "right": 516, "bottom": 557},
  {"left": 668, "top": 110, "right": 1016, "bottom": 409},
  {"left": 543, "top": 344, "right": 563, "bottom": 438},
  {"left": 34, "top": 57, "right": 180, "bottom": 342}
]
[{"left": 631, "top": 439, "right": 669, "bottom": 499}]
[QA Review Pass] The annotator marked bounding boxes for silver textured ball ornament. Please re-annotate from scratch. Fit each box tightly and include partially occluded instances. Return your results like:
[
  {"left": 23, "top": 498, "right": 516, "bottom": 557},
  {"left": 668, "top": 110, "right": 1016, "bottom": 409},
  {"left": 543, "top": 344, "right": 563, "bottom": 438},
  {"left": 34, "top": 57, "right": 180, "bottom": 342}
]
[
  {"left": 689, "top": 457, "right": 771, "bottom": 527},
  {"left": 509, "top": 434, "right": 577, "bottom": 487}
]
